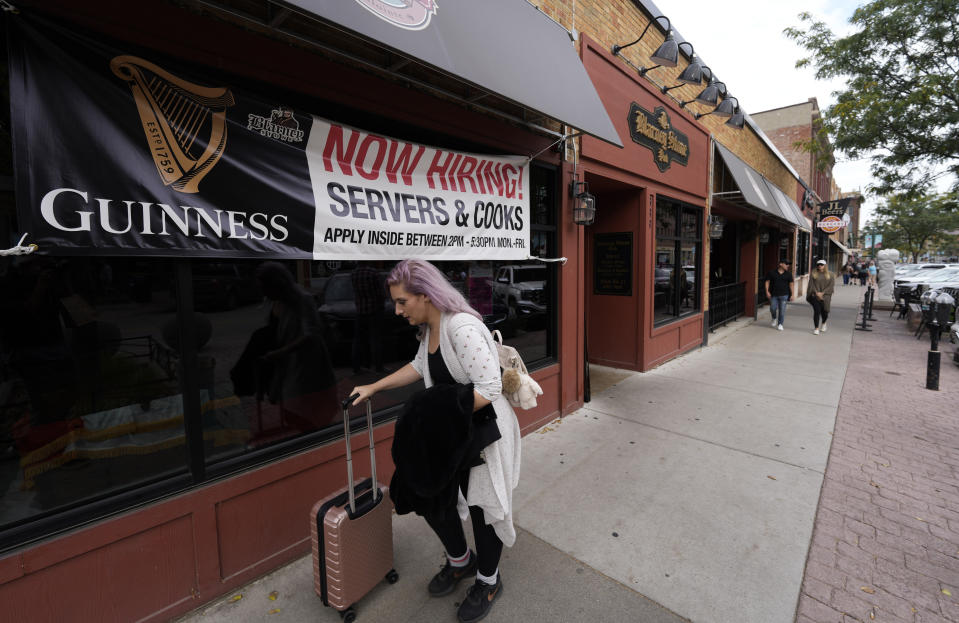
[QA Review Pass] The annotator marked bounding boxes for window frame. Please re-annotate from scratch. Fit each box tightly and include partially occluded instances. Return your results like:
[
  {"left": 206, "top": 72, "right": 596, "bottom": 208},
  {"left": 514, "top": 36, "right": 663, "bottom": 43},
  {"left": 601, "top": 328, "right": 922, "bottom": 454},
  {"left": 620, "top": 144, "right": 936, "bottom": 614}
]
[
  {"left": 797, "top": 231, "right": 811, "bottom": 276},
  {"left": 653, "top": 195, "right": 703, "bottom": 327}
]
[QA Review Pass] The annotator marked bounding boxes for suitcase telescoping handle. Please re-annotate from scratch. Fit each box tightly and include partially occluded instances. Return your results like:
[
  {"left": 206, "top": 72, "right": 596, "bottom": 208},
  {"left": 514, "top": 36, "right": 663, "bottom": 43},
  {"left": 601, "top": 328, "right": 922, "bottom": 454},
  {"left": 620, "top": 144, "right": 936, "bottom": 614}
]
[{"left": 342, "top": 394, "right": 379, "bottom": 513}]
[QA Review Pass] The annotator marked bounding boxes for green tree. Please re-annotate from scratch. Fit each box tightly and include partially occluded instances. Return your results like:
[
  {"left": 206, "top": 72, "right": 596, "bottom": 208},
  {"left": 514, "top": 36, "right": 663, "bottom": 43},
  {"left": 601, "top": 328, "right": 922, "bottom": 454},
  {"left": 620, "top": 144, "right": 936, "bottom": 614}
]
[
  {"left": 785, "top": 0, "right": 959, "bottom": 195},
  {"left": 870, "top": 192, "right": 959, "bottom": 261},
  {"left": 932, "top": 232, "right": 959, "bottom": 260}
]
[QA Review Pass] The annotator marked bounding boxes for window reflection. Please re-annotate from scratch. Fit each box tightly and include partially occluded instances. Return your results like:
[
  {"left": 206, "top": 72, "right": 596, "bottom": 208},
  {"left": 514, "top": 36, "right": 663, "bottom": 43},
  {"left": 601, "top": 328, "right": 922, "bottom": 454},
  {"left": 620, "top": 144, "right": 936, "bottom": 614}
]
[
  {"left": 0, "top": 165, "right": 561, "bottom": 535},
  {"left": 656, "top": 207, "right": 676, "bottom": 238},
  {"left": 653, "top": 197, "right": 702, "bottom": 324},
  {"left": 204, "top": 163, "right": 557, "bottom": 462},
  {"left": 797, "top": 231, "right": 810, "bottom": 276},
  {"left": 0, "top": 257, "right": 187, "bottom": 525},
  {"left": 200, "top": 260, "right": 345, "bottom": 460}
]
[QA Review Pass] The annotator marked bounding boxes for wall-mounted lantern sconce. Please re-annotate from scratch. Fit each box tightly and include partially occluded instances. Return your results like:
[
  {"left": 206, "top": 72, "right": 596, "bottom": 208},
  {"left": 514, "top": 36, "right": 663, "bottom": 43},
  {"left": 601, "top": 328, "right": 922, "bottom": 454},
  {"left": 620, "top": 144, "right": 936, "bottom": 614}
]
[
  {"left": 695, "top": 93, "right": 736, "bottom": 119},
  {"left": 637, "top": 30, "right": 679, "bottom": 77},
  {"left": 725, "top": 101, "right": 746, "bottom": 130},
  {"left": 570, "top": 180, "right": 596, "bottom": 226},
  {"left": 759, "top": 230, "right": 771, "bottom": 244},
  {"left": 680, "top": 70, "right": 724, "bottom": 108},
  {"left": 611, "top": 15, "right": 672, "bottom": 56},
  {"left": 662, "top": 42, "right": 704, "bottom": 94},
  {"left": 708, "top": 214, "right": 726, "bottom": 239}
]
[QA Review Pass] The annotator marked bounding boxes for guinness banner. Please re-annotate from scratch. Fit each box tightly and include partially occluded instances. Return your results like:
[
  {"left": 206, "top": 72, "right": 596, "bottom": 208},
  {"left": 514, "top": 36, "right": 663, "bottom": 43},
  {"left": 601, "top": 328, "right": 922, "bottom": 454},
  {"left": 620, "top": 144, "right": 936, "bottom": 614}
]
[{"left": 8, "top": 17, "right": 530, "bottom": 260}]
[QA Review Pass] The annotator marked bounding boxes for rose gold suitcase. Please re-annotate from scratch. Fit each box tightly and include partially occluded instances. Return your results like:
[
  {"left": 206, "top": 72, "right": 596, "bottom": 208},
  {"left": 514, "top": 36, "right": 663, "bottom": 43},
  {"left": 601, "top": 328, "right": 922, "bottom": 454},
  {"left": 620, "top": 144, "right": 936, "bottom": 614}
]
[{"left": 310, "top": 395, "right": 397, "bottom": 622}]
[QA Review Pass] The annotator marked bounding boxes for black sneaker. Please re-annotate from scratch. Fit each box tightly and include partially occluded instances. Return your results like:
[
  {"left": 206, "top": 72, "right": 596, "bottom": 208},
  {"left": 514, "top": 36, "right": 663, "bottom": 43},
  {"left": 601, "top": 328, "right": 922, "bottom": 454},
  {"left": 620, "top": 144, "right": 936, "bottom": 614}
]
[
  {"left": 428, "top": 551, "right": 477, "bottom": 597},
  {"left": 456, "top": 576, "right": 503, "bottom": 623}
]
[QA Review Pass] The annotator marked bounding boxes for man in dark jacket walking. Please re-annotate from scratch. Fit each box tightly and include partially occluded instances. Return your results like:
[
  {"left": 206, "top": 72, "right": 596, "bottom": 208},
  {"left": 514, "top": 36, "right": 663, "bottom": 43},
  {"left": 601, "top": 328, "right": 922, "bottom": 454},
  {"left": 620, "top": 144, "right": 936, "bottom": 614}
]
[{"left": 764, "top": 259, "right": 795, "bottom": 331}]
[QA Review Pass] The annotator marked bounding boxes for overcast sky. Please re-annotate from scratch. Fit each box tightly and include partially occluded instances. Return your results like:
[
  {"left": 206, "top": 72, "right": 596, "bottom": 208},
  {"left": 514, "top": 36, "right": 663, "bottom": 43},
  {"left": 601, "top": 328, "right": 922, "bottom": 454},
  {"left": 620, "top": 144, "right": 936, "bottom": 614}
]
[{"left": 646, "top": 0, "right": 876, "bottom": 223}]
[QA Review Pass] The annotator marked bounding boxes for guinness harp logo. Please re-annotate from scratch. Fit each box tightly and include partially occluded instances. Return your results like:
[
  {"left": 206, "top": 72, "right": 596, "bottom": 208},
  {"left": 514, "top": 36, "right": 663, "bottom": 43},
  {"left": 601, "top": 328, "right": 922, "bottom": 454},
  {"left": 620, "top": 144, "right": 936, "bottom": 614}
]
[{"left": 111, "top": 55, "right": 235, "bottom": 194}]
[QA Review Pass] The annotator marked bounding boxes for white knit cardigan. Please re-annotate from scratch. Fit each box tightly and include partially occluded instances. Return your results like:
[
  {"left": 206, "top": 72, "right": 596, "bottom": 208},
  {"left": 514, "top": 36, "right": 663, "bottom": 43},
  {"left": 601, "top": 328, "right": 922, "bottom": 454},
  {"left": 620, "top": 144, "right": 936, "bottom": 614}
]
[{"left": 410, "top": 312, "right": 522, "bottom": 546}]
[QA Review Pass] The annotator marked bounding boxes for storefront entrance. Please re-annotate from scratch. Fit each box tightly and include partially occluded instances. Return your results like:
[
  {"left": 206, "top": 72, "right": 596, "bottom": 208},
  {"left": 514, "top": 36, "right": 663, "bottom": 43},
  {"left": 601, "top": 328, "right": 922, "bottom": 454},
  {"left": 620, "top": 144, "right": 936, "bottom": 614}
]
[{"left": 584, "top": 175, "right": 644, "bottom": 370}]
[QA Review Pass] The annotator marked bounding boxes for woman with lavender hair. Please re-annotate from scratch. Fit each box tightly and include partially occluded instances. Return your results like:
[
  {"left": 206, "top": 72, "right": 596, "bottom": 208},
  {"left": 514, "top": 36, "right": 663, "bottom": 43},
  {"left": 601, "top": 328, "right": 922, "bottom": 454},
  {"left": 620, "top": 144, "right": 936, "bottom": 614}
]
[{"left": 350, "top": 259, "right": 520, "bottom": 623}]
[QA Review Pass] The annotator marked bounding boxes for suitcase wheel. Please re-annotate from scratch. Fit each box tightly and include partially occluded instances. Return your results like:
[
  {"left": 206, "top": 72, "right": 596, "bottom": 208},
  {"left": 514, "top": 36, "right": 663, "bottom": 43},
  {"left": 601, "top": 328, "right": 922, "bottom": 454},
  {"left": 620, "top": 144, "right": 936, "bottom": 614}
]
[
  {"left": 340, "top": 606, "right": 356, "bottom": 623},
  {"left": 386, "top": 569, "right": 399, "bottom": 584}
]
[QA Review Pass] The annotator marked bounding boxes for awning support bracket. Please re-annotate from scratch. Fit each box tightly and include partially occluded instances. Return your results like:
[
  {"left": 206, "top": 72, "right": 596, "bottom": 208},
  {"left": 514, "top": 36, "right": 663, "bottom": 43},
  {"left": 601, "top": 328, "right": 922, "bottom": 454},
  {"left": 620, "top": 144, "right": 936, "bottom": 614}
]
[{"left": 527, "top": 132, "right": 582, "bottom": 162}]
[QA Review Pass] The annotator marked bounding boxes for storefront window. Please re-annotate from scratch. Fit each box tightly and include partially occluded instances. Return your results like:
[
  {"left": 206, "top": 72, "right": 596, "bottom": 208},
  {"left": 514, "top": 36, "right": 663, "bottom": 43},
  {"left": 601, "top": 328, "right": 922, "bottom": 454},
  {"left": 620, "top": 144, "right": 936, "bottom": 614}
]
[
  {"left": 0, "top": 257, "right": 187, "bottom": 528},
  {"left": 797, "top": 231, "right": 811, "bottom": 276},
  {"left": 200, "top": 167, "right": 558, "bottom": 464},
  {"left": 0, "top": 163, "right": 559, "bottom": 544},
  {"left": 654, "top": 196, "right": 702, "bottom": 325},
  {"left": 812, "top": 228, "right": 824, "bottom": 267}
]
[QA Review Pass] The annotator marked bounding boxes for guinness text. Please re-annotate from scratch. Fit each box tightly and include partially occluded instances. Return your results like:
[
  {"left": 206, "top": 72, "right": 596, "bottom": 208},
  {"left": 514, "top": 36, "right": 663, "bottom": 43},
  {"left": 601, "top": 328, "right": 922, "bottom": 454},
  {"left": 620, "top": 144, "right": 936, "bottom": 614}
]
[{"left": 40, "top": 187, "right": 289, "bottom": 242}]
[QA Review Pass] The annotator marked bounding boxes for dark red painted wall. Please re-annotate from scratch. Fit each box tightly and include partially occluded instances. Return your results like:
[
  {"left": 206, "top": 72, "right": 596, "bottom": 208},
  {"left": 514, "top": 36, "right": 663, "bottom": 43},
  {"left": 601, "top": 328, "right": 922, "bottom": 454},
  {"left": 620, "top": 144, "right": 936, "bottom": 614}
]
[
  {"left": 585, "top": 187, "right": 643, "bottom": 369},
  {"left": 579, "top": 36, "right": 710, "bottom": 202},
  {"left": 578, "top": 36, "right": 708, "bottom": 372}
]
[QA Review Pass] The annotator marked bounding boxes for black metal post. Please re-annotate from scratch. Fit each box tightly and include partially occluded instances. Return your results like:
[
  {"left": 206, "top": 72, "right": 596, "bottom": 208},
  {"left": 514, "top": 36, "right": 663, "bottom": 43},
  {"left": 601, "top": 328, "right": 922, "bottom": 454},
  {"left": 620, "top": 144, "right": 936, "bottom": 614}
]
[
  {"left": 927, "top": 312, "right": 941, "bottom": 391},
  {"left": 855, "top": 287, "right": 873, "bottom": 332},
  {"left": 866, "top": 286, "right": 877, "bottom": 320},
  {"left": 175, "top": 259, "right": 205, "bottom": 481}
]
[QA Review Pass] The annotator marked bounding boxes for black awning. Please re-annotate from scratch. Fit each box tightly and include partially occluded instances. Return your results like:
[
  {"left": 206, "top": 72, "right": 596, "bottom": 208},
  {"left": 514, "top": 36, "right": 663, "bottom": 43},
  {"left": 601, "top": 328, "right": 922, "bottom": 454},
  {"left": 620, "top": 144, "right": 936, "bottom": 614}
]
[
  {"left": 714, "top": 143, "right": 795, "bottom": 226},
  {"left": 282, "top": 0, "right": 622, "bottom": 147},
  {"left": 763, "top": 179, "right": 811, "bottom": 232}
]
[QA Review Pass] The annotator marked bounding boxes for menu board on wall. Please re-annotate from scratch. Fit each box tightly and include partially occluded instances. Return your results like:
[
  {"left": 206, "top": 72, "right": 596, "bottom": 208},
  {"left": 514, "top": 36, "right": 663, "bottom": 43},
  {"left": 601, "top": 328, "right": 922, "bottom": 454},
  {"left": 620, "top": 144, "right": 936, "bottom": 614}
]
[{"left": 593, "top": 232, "right": 632, "bottom": 296}]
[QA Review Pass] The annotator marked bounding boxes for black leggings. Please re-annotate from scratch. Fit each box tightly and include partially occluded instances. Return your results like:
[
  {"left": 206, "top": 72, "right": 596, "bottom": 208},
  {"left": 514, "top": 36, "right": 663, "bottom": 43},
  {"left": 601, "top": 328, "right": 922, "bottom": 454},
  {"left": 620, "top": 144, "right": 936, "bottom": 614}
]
[
  {"left": 424, "top": 470, "right": 503, "bottom": 577},
  {"left": 810, "top": 298, "right": 829, "bottom": 327}
]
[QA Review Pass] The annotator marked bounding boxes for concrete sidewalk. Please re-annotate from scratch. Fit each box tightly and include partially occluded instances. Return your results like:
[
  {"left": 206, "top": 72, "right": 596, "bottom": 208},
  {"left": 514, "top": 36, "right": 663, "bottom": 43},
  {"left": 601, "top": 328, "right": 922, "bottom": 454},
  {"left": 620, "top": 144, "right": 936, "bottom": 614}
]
[{"left": 176, "top": 286, "right": 865, "bottom": 623}]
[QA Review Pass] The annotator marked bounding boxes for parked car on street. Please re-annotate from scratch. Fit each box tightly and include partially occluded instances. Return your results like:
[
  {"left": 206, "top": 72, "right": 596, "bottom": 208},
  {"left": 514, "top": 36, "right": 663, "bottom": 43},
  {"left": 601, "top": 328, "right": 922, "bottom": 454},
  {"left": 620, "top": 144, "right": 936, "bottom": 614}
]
[
  {"left": 492, "top": 265, "right": 547, "bottom": 320},
  {"left": 910, "top": 268, "right": 959, "bottom": 295},
  {"left": 893, "top": 265, "right": 956, "bottom": 289}
]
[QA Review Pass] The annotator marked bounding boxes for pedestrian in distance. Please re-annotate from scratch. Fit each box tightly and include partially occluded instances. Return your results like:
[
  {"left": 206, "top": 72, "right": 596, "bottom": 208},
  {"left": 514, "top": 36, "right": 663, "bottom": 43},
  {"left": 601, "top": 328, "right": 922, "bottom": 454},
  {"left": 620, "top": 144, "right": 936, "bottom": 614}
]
[
  {"left": 806, "top": 259, "right": 836, "bottom": 335},
  {"left": 350, "top": 259, "right": 520, "bottom": 623},
  {"left": 842, "top": 262, "right": 852, "bottom": 286},
  {"left": 858, "top": 261, "right": 868, "bottom": 286},
  {"left": 867, "top": 260, "right": 878, "bottom": 288},
  {"left": 764, "top": 258, "right": 795, "bottom": 331}
]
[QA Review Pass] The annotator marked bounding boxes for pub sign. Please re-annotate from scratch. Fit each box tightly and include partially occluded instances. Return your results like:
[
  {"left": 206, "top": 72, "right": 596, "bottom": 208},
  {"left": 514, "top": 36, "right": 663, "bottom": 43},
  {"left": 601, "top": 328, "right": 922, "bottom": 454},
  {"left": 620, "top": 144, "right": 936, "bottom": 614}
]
[
  {"left": 817, "top": 198, "right": 852, "bottom": 233},
  {"left": 628, "top": 104, "right": 689, "bottom": 173},
  {"left": 818, "top": 198, "right": 851, "bottom": 219}
]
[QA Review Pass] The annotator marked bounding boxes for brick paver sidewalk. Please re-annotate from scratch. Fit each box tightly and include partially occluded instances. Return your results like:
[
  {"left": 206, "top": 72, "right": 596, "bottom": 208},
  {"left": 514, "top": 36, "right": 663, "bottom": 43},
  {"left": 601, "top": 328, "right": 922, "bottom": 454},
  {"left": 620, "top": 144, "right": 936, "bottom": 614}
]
[{"left": 798, "top": 303, "right": 959, "bottom": 622}]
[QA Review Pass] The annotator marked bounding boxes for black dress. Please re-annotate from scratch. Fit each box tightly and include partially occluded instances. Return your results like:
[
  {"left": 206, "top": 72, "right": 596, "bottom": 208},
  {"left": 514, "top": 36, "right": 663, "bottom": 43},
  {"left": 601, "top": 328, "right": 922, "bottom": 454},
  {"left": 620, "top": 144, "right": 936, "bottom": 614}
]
[{"left": 428, "top": 348, "right": 500, "bottom": 467}]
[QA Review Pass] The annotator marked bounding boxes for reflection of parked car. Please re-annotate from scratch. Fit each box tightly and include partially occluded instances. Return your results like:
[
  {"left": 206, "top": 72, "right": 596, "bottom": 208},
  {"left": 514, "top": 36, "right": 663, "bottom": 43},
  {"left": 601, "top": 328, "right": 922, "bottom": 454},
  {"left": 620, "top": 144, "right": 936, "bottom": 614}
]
[
  {"left": 193, "top": 263, "right": 261, "bottom": 310},
  {"left": 316, "top": 272, "right": 417, "bottom": 366},
  {"left": 492, "top": 265, "right": 547, "bottom": 319},
  {"left": 654, "top": 268, "right": 670, "bottom": 286}
]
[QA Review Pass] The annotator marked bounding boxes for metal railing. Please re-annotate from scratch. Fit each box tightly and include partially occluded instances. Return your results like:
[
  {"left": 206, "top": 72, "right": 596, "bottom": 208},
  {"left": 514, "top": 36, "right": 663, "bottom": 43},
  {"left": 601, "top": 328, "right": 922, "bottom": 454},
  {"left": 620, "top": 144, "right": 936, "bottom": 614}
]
[{"left": 709, "top": 282, "right": 746, "bottom": 330}]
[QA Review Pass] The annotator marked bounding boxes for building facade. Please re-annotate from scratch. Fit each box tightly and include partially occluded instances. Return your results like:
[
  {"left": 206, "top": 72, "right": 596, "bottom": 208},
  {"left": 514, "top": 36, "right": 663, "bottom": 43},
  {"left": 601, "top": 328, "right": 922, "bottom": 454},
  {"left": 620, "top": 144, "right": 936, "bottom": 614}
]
[
  {"left": 753, "top": 99, "right": 862, "bottom": 275},
  {"left": 0, "top": 1, "right": 831, "bottom": 621}
]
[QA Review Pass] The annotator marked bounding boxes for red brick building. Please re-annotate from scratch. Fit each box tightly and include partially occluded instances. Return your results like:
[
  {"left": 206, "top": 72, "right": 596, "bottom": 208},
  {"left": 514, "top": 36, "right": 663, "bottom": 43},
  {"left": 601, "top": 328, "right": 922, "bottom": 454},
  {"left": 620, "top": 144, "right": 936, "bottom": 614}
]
[{"left": 753, "top": 99, "right": 861, "bottom": 271}]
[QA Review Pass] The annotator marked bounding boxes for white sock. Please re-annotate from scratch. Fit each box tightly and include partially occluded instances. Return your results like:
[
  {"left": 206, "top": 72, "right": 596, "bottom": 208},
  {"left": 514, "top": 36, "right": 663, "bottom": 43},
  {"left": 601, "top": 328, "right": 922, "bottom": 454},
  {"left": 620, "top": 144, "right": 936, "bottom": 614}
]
[
  {"left": 476, "top": 569, "right": 498, "bottom": 585},
  {"left": 448, "top": 549, "right": 471, "bottom": 568}
]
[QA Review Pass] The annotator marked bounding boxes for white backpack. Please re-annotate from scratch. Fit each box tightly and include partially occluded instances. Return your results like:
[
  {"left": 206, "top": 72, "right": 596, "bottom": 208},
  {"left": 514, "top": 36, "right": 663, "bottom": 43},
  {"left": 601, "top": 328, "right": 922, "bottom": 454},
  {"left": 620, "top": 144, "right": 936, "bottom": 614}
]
[{"left": 491, "top": 330, "right": 543, "bottom": 409}]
